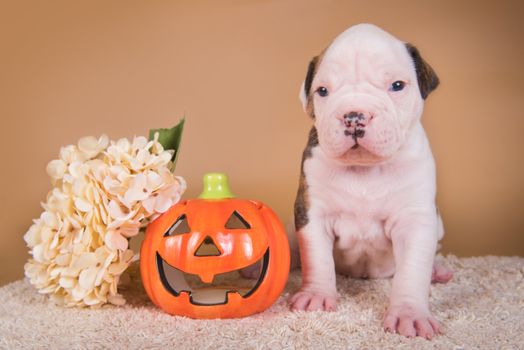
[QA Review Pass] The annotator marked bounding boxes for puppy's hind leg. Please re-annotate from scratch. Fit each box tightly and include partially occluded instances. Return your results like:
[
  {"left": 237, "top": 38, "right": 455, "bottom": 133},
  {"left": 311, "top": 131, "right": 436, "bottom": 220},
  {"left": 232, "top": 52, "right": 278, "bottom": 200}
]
[
  {"left": 431, "top": 264, "right": 453, "bottom": 284},
  {"left": 431, "top": 212, "right": 452, "bottom": 283}
]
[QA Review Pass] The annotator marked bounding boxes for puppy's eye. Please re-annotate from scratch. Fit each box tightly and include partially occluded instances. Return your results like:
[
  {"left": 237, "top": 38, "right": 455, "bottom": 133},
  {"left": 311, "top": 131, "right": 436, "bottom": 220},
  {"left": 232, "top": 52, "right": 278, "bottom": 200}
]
[
  {"left": 390, "top": 81, "right": 406, "bottom": 92},
  {"left": 316, "top": 86, "right": 329, "bottom": 97}
]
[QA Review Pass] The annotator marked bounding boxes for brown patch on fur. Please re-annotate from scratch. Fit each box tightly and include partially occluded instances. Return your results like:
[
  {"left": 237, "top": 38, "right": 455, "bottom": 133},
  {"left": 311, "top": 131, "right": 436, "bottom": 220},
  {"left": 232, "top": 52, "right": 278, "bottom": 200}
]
[
  {"left": 405, "top": 43, "right": 439, "bottom": 99},
  {"left": 303, "top": 50, "right": 326, "bottom": 118},
  {"left": 294, "top": 127, "right": 319, "bottom": 230}
]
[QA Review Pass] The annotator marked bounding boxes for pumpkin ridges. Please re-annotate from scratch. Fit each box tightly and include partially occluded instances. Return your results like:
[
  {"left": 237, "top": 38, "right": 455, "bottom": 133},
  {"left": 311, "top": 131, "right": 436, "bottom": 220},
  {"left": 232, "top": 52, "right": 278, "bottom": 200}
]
[
  {"left": 242, "top": 203, "right": 290, "bottom": 313},
  {"left": 141, "top": 220, "right": 159, "bottom": 307},
  {"left": 141, "top": 201, "right": 188, "bottom": 308},
  {"left": 140, "top": 195, "right": 290, "bottom": 319},
  {"left": 159, "top": 199, "right": 269, "bottom": 279}
]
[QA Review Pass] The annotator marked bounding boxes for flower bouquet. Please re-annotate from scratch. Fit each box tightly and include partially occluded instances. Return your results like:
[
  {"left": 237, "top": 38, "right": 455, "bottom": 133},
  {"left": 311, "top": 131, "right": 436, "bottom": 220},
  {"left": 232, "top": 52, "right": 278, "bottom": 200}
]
[{"left": 23, "top": 120, "right": 185, "bottom": 307}]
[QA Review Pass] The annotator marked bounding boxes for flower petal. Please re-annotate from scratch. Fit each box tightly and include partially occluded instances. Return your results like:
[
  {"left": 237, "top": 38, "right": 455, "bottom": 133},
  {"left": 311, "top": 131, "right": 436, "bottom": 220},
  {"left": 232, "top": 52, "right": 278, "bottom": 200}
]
[
  {"left": 154, "top": 195, "right": 174, "bottom": 213},
  {"left": 74, "top": 198, "right": 92, "bottom": 213},
  {"left": 72, "top": 284, "right": 88, "bottom": 301},
  {"left": 41, "top": 211, "right": 58, "bottom": 228},
  {"left": 24, "top": 224, "right": 42, "bottom": 247},
  {"left": 83, "top": 291, "right": 102, "bottom": 306},
  {"left": 108, "top": 261, "right": 128, "bottom": 275},
  {"left": 78, "top": 135, "right": 109, "bottom": 159},
  {"left": 105, "top": 231, "right": 129, "bottom": 251},
  {"left": 32, "top": 244, "right": 46, "bottom": 263},
  {"left": 174, "top": 176, "right": 187, "bottom": 193},
  {"left": 46, "top": 160, "right": 67, "bottom": 179},
  {"left": 146, "top": 171, "right": 163, "bottom": 190},
  {"left": 55, "top": 253, "right": 71, "bottom": 266},
  {"left": 72, "top": 253, "right": 97, "bottom": 270},
  {"left": 132, "top": 136, "right": 148, "bottom": 151},
  {"left": 119, "top": 223, "right": 140, "bottom": 238},
  {"left": 59, "top": 277, "right": 76, "bottom": 289},
  {"left": 123, "top": 187, "right": 148, "bottom": 204},
  {"left": 142, "top": 196, "right": 156, "bottom": 214},
  {"left": 78, "top": 266, "right": 98, "bottom": 290},
  {"left": 108, "top": 200, "right": 129, "bottom": 220}
]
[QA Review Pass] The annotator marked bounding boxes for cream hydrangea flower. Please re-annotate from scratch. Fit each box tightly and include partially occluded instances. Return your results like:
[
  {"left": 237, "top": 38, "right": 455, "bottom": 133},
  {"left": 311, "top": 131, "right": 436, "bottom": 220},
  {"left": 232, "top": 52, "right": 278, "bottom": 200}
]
[
  {"left": 78, "top": 135, "right": 109, "bottom": 158},
  {"left": 143, "top": 175, "right": 186, "bottom": 214},
  {"left": 24, "top": 133, "right": 185, "bottom": 307}
]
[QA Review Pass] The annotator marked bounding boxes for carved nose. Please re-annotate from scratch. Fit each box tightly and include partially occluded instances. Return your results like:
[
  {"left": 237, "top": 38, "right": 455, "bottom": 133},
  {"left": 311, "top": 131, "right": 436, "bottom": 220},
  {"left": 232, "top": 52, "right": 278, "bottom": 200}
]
[
  {"left": 195, "top": 236, "right": 221, "bottom": 257},
  {"left": 343, "top": 111, "right": 369, "bottom": 128}
]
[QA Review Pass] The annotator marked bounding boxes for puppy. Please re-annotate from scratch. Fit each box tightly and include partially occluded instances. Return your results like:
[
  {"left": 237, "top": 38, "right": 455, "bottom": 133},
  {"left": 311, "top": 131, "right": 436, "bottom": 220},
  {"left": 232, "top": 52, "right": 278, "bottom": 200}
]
[{"left": 289, "top": 23, "right": 452, "bottom": 339}]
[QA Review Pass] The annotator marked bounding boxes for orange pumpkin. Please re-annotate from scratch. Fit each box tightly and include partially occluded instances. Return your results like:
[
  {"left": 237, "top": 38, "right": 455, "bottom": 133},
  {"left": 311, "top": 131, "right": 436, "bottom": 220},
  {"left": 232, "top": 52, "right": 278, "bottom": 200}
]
[{"left": 140, "top": 173, "right": 290, "bottom": 318}]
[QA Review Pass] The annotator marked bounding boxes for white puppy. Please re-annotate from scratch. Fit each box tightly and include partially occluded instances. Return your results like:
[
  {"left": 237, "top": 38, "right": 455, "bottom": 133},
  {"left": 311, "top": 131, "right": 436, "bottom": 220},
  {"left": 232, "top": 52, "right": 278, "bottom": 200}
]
[{"left": 289, "top": 23, "right": 452, "bottom": 339}]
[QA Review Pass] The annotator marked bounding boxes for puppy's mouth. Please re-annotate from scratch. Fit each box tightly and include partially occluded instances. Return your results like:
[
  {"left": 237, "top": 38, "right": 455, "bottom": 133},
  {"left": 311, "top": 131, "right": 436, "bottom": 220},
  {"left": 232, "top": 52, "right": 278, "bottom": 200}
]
[
  {"left": 156, "top": 250, "right": 269, "bottom": 305},
  {"left": 337, "top": 141, "right": 387, "bottom": 165},
  {"left": 344, "top": 127, "right": 366, "bottom": 149},
  {"left": 342, "top": 126, "right": 388, "bottom": 162}
]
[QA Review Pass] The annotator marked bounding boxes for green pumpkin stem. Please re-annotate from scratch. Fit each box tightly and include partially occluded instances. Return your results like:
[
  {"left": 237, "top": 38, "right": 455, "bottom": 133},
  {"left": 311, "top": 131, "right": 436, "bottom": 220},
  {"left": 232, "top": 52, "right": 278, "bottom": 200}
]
[{"left": 198, "top": 173, "right": 235, "bottom": 199}]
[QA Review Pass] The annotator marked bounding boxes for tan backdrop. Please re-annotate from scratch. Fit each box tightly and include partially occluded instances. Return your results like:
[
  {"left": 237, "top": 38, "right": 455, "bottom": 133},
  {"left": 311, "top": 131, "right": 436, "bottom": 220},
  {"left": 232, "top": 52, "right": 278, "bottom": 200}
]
[{"left": 1, "top": 0, "right": 523, "bottom": 286}]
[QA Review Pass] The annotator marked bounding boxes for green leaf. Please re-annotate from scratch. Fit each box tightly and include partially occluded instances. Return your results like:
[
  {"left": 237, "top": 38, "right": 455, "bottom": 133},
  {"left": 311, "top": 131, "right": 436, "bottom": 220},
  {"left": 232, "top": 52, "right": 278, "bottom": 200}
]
[{"left": 149, "top": 118, "right": 185, "bottom": 169}]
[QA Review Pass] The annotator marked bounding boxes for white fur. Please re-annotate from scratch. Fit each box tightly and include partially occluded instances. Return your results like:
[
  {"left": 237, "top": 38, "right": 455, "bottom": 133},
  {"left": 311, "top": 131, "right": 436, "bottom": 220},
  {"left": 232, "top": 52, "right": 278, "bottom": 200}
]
[{"left": 290, "top": 24, "right": 447, "bottom": 339}]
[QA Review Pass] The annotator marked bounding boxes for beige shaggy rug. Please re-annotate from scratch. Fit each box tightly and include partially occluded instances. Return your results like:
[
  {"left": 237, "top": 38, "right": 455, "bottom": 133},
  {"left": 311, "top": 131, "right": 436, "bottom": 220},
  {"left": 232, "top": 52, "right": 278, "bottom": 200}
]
[{"left": 1, "top": 255, "right": 523, "bottom": 349}]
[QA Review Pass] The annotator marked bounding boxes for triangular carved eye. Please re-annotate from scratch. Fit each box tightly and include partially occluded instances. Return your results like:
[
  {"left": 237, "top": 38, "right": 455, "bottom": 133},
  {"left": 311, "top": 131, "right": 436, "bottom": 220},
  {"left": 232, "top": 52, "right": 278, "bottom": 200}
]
[
  {"left": 225, "top": 211, "right": 251, "bottom": 229},
  {"left": 194, "top": 236, "right": 221, "bottom": 257},
  {"left": 164, "top": 214, "right": 190, "bottom": 237}
]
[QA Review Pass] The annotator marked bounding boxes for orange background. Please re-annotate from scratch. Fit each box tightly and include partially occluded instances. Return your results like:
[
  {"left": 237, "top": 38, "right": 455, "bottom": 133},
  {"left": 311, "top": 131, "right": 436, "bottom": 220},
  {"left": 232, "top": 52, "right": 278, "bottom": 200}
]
[{"left": 1, "top": 0, "right": 523, "bottom": 286}]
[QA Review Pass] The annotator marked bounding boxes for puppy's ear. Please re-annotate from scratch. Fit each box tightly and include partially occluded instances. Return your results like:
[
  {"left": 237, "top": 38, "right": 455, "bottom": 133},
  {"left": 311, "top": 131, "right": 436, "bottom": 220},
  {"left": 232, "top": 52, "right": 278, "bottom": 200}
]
[
  {"left": 299, "top": 56, "right": 319, "bottom": 116},
  {"left": 405, "top": 43, "right": 439, "bottom": 99},
  {"left": 299, "top": 80, "right": 308, "bottom": 112}
]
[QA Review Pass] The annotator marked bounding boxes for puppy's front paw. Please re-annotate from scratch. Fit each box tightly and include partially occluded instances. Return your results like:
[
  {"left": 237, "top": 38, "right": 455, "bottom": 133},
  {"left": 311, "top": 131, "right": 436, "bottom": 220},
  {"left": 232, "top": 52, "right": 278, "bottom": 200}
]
[
  {"left": 289, "top": 290, "right": 338, "bottom": 311},
  {"left": 383, "top": 304, "right": 441, "bottom": 339}
]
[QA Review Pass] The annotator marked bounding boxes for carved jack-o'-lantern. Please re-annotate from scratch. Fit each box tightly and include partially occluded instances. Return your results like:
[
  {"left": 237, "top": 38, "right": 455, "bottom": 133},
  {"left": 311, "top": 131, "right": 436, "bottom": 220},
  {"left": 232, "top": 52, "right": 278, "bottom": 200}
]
[{"left": 140, "top": 173, "right": 290, "bottom": 318}]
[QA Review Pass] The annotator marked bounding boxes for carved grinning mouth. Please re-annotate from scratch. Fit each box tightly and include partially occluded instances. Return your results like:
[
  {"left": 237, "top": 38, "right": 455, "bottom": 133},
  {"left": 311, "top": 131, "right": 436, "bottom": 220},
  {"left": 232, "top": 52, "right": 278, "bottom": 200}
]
[{"left": 156, "top": 249, "right": 269, "bottom": 305}]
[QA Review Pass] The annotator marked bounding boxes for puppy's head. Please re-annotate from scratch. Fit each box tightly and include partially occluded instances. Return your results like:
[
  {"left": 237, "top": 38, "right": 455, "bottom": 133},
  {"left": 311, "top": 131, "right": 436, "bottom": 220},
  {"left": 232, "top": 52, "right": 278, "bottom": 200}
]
[{"left": 300, "top": 23, "right": 439, "bottom": 166}]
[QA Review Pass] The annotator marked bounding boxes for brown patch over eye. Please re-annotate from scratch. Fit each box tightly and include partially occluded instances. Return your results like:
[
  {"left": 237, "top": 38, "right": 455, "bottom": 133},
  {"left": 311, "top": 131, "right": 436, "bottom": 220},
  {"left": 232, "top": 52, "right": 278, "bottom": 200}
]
[{"left": 302, "top": 49, "right": 326, "bottom": 118}]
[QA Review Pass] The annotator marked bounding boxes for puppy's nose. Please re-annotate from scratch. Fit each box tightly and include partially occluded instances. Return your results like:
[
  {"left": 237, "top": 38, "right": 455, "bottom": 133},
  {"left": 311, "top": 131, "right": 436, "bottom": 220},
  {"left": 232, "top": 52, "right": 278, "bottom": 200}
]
[{"left": 342, "top": 111, "right": 370, "bottom": 128}]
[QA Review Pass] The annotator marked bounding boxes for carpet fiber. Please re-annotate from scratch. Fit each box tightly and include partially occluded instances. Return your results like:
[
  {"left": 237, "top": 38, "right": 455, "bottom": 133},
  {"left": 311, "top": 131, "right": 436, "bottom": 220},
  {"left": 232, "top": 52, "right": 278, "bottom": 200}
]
[{"left": 1, "top": 255, "right": 523, "bottom": 349}]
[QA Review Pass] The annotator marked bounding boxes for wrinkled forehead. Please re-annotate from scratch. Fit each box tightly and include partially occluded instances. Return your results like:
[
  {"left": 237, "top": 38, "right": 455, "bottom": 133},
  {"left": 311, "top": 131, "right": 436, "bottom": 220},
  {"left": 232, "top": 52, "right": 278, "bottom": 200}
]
[{"left": 316, "top": 25, "right": 414, "bottom": 83}]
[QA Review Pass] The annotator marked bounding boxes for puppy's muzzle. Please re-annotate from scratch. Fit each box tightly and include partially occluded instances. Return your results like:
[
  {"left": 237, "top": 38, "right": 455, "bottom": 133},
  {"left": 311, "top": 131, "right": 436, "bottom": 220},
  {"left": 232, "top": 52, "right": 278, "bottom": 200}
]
[{"left": 342, "top": 111, "right": 372, "bottom": 145}]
